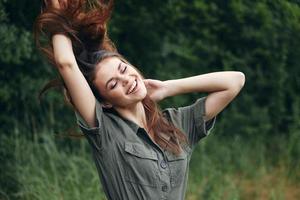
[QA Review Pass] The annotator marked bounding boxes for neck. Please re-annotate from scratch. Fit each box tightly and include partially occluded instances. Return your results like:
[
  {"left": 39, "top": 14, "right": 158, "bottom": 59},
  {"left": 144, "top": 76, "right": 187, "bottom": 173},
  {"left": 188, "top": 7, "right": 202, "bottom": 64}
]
[{"left": 115, "top": 102, "right": 147, "bottom": 129}]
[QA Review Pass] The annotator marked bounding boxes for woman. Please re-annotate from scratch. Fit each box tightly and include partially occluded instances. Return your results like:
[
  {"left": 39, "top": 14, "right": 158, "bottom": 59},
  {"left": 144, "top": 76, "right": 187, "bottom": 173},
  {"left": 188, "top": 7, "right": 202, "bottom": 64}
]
[{"left": 35, "top": 0, "right": 245, "bottom": 199}]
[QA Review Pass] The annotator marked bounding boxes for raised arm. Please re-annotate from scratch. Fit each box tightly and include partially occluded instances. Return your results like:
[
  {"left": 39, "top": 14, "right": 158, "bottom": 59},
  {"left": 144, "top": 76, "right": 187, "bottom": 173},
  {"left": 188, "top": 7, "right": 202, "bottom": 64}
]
[
  {"left": 144, "top": 71, "right": 245, "bottom": 121},
  {"left": 52, "top": 35, "right": 97, "bottom": 127},
  {"left": 49, "top": 0, "right": 97, "bottom": 127}
]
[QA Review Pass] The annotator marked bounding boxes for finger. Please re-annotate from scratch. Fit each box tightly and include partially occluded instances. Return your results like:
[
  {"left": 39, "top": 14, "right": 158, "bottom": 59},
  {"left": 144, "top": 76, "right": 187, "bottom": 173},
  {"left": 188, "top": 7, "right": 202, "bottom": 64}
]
[
  {"left": 58, "top": 0, "right": 67, "bottom": 8},
  {"left": 143, "top": 79, "right": 151, "bottom": 87}
]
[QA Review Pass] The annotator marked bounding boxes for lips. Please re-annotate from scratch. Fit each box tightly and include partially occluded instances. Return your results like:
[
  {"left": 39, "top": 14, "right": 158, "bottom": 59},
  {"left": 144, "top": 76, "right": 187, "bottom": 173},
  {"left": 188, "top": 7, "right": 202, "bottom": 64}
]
[{"left": 127, "top": 79, "right": 138, "bottom": 94}]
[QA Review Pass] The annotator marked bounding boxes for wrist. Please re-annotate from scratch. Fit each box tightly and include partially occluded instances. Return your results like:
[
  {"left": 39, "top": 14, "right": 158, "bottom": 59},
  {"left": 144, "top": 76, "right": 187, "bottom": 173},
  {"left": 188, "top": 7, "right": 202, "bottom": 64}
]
[{"left": 164, "top": 79, "right": 182, "bottom": 98}]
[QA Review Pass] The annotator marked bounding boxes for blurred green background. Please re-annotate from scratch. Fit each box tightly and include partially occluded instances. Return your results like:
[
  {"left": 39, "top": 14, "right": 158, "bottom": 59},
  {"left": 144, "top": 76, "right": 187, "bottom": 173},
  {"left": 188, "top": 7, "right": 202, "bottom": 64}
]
[{"left": 1, "top": 0, "right": 300, "bottom": 199}]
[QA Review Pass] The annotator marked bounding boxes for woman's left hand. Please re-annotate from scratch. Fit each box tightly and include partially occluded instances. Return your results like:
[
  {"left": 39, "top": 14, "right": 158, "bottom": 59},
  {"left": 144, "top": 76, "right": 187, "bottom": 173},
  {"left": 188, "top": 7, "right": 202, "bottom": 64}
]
[{"left": 143, "top": 79, "right": 168, "bottom": 102}]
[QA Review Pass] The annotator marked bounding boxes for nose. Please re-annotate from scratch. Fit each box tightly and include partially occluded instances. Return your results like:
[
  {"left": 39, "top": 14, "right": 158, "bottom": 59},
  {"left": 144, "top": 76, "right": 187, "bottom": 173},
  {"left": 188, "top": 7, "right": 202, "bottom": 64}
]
[{"left": 119, "top": 75, "right": 130, "bottom": 86}]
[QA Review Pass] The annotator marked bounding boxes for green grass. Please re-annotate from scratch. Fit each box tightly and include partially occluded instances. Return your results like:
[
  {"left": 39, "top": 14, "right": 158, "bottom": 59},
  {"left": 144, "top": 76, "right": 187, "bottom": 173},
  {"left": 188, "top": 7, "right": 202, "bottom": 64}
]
[
  {"left": 186, "top": 133, "right": 300, "bottom": 200},
  {"left": 13, "top": 134, "right": 106, "bottom": 200},
  {"left": 3, "top": 131, "right": 300, "bottom": 200}
]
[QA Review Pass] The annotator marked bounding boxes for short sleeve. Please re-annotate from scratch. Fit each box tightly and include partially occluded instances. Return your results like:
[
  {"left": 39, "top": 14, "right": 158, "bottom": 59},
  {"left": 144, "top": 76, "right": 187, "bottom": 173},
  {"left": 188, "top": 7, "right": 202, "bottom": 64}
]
[
  {"left": 75, "top": 99, "right": 103, "bottom": 151},
  {"left": 163, "top": 97, "right": 216, "bottom": 148}
]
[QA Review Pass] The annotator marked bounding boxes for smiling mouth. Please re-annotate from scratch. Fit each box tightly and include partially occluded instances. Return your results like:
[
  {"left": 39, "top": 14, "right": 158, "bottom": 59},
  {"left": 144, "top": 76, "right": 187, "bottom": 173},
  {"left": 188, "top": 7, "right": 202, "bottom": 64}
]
[{"left": 127, "top": 79, "right": 138, "bottom": 94}]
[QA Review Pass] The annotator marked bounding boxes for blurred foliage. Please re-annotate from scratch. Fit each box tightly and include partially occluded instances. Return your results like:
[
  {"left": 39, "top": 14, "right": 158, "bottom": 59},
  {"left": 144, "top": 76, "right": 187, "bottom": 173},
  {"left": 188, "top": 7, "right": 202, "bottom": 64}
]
[
  {"left": 111, "top": 0, "right": 300, "bottom": 138},
  {"left": 1, "top": 0, "right": 300, "bottom": 199},
  {"left": 1, "top": 0, "right": 300, "bottom": 137}
]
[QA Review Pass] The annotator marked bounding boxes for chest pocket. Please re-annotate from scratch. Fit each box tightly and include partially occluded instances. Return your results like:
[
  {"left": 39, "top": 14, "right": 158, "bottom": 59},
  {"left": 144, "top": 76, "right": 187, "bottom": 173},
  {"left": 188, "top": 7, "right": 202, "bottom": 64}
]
[
  {"left": 165, "top": 146, "right": 191, "bottom": 188},
  {"left": 124, "top": 142, "right": 158, "bottom": 187}
]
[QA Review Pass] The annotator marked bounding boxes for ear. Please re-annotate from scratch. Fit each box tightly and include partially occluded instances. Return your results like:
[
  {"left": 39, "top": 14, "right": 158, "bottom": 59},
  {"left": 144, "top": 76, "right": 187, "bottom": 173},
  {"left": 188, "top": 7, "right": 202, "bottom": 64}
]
[{"left": 102, "top": 102, "right": 113, "bottom": 109}]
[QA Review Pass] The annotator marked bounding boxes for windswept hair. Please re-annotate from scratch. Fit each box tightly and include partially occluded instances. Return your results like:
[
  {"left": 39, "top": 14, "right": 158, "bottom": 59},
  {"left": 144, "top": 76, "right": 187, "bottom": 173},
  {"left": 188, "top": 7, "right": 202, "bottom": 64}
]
[
  {"left": 34, "top": 0, "right": 116, "bottom": 63},
  {"left": 34, "top": 0, "right": 188, "bottom": 156}
]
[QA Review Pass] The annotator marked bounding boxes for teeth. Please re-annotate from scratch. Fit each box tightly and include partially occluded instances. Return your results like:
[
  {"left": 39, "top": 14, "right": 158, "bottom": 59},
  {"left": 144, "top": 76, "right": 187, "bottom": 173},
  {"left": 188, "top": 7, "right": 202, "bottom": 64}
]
[{"left": 128, "top": 80, "right": 137, "bottom": 94}]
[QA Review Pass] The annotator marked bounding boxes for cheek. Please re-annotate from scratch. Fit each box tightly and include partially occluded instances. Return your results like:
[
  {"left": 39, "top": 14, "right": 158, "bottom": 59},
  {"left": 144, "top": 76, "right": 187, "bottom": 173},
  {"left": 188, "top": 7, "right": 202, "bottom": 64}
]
[
  {"left": 107, "top": 88, "right": 125, "bottom": 100},
  {"left": 141, "top": 87, "right": 148, "bottom": 97}
]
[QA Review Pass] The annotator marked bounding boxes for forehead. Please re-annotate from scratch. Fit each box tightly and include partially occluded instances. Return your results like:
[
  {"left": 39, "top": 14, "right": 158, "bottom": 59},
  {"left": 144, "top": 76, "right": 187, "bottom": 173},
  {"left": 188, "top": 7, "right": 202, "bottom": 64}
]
[{"left": 98, "top": 56, "right": 121, "bottom": 74}]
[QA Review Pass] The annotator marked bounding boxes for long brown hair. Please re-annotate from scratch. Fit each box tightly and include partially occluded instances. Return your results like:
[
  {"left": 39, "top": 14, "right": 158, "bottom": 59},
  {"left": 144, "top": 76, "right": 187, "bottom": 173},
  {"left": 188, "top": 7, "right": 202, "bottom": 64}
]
[{"left": 34, "top": 0, "right": 188, "bottom": 155}]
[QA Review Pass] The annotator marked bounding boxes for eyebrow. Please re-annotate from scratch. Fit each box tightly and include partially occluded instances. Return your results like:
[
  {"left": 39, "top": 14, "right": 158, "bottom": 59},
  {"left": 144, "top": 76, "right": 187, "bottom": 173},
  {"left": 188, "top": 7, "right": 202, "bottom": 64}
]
[{"left": 105, "top": 62, "right": 122, "bottom": 90}]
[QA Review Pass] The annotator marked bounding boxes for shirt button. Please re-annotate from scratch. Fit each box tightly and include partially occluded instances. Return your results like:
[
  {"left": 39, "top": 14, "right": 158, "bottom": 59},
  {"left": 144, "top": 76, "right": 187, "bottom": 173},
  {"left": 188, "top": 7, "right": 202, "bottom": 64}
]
[
  {"left": 162, "top": 185, "right": 168, "bottom": 192},
  {"left": 160, "top": 160, "right": 167, "bottom": 169},
  {"left": 170, "top": 177, "right": 175, "bottom": 184}
]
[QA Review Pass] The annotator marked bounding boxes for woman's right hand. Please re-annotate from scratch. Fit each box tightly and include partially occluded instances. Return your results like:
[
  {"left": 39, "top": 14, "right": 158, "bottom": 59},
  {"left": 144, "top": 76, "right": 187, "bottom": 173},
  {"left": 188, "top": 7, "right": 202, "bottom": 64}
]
[{"left": 46, "top": 0, "right": 66, "bottom": 9}]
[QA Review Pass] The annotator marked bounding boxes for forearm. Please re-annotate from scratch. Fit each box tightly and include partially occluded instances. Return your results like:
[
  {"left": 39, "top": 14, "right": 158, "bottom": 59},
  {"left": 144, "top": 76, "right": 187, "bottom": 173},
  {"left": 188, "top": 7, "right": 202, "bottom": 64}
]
[
  {"left": 164, "top": 71, "right": 245, "bottom": 97},
  {"left": 52, "top": 34, "right": 77, "bottom": 68}
]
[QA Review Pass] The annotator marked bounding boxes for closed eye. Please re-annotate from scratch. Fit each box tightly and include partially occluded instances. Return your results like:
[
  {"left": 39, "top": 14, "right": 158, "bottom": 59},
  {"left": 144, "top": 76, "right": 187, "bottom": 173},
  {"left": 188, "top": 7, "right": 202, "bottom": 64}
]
[
  {"left": 110, "top": 80, "right": 118, "bottom": 90},
  {"left": 106, "top": 62, "right": 127, "bottom": 90},
  {"left": 121, "top": 65, "right": 127, "bottom": 74}
]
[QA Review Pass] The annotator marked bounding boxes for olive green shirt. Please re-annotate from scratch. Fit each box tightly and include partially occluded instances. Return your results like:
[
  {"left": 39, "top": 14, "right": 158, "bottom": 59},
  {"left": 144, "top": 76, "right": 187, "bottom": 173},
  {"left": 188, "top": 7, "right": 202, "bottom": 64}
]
[{"left": 76, "top": 97, "right": 216, "bottom": 200}]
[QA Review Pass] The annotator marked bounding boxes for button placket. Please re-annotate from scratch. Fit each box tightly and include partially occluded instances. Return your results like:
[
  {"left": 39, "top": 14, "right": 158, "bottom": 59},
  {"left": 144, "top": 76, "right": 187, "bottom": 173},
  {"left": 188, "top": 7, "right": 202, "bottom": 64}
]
[
  {"left": 159, "top": 168, "right": 170, "bottom": 195},
  {"left": 170, "top": 177, "right": 175, "bottom": 187}
]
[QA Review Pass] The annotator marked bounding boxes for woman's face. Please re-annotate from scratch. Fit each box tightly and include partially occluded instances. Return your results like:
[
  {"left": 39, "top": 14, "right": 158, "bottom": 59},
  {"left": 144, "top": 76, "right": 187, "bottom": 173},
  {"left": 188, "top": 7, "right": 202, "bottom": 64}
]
[{"left": 93, "top": 56, "right": 147, "bottom": 108}]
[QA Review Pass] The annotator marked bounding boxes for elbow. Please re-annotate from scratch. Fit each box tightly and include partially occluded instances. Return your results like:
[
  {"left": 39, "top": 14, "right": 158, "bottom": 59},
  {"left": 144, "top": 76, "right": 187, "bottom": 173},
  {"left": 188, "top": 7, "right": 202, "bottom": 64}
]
[
  {"left": 228, "top": 71, "right": 246, "bottom": 95},
  {"left": 236, "top": 71, "right": 246, "bottom": 89}
]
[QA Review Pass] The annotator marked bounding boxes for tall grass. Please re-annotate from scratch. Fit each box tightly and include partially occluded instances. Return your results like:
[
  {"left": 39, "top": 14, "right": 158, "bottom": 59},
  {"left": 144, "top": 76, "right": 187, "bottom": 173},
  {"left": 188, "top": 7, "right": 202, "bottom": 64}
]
[
  {"left": 6, "top": 130, "right": 300, "bottom": 200},
  {"left": 187, "top": 133, "right": 300, "bottom": 200},
  {"left": 14, "top": 133, "right": 106, "bottom": 200}
]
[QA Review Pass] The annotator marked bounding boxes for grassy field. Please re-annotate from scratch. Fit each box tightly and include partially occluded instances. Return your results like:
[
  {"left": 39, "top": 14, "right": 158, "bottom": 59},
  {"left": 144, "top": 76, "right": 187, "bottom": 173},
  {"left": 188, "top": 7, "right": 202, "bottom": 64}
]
[
  {"left": 186, "top": 133, "right": 300, "bottom": 200},
  {"left": 3, "top": 130, "right": 300, "bottom": 200}
]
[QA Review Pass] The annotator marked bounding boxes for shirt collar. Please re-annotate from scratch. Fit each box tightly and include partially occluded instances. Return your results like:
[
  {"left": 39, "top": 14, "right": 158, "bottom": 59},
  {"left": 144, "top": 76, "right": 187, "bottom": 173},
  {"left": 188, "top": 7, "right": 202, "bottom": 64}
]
[{"left": 104, "top": 108, "right": 140, "bottom": 133}]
